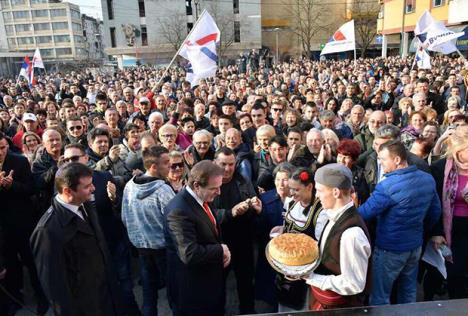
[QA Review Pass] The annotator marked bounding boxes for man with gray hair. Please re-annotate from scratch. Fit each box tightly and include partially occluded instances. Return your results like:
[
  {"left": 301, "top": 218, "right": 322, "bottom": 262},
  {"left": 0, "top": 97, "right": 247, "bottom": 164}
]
[
  {"left": 355, "top": 110, "right": 385, "bottom": 164},
  {"left": 412, "top": 92, "right": 427, "bottom": 112},
  {"left": 364, "top": 124, "right": 429, "bottom": 193}
]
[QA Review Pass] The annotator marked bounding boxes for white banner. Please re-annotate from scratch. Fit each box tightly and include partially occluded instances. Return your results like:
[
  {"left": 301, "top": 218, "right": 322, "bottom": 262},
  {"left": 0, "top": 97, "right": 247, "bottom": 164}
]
[{"left": 320, "top": 20, "right": 355, "bottom": 55}]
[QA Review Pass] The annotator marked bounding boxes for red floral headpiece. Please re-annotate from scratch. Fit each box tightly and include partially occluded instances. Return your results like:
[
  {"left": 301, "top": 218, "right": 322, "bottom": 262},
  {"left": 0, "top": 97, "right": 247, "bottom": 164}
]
[{"left": 299, "top": 171, "right": 309, "bottom": 182}]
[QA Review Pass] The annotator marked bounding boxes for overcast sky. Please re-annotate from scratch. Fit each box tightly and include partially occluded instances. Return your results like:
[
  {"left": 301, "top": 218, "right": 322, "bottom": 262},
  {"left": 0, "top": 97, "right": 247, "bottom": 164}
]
[{"left": 65, "top": 0, "right": 102, "bottom": 20}]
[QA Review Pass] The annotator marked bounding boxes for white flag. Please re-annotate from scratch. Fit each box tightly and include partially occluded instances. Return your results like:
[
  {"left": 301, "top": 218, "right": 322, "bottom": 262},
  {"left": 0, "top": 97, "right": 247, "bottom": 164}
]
[
  {"left": 416, "top": 48, "right": 431, "bottom": 69},
  {"left": 320, "top": 20, "right": 355, "bottom": 55},
  {"left": 32, "top": 48, "right": 45, "bottom": 69},
  {"left": 415, "top": 10, "right": 463, "bottom": 54},
  {"left": 179, "top": 11, "right": 220, "bottom": 85}
]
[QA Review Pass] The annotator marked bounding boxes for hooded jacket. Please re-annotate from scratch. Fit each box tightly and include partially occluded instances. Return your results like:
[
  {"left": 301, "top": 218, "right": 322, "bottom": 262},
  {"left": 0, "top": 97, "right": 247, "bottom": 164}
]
[{"left": 122, "top": 174, "right": 175, "bottom": 249}]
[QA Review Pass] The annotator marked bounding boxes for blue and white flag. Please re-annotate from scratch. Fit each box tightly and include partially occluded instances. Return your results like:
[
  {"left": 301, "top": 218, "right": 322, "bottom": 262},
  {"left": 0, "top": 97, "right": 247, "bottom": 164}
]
[
  {"left": 415, "top": 11, "right": 464, "bottom": 54},
  {"left": 416, "top": 47, "right": 431, "bottom": 69},
  {"left": 179, "top": 11, "right": 220, "bottom": 85}
]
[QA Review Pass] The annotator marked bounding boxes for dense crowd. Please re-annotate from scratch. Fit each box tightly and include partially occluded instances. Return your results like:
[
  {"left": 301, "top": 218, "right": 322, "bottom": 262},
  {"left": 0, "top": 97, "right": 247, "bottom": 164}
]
[{"left": 0, "top": 55, "right": 467, "bottom": 316}]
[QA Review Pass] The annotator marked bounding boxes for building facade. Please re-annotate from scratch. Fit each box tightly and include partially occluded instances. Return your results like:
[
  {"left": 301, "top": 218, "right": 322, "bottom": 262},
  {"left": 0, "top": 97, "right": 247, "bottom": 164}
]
[
  {"left": 377, "top": 0, "right": 468, "bottom": 57},
  {"left": 100, "top": 0, "right": 261, "bottom": 66},
  {"left": 0, "top": 0, "right": 87, "bottom": 65},
  {"left": 261, "top": 0, "right": 352, "bottom": 61},
  {"left": 81, "top": 14, "right": 105, "bottom": 63}
]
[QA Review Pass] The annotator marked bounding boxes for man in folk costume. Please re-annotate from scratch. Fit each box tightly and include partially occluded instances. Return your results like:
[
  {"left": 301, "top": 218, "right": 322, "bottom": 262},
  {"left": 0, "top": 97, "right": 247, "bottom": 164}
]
[{"left": 304, "top": 164, "right": 371, "bottom": 310}]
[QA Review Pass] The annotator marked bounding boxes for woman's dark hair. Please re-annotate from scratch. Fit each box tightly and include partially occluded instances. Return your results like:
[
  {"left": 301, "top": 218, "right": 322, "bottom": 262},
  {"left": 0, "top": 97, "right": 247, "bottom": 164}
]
[{"left": 290, "top": 167, "right": 314, "bottom": 186}]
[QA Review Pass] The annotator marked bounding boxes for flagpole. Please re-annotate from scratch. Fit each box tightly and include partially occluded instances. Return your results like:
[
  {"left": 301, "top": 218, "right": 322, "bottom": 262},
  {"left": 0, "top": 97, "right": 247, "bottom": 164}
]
[
  {"left": 155, "top": 10, "right": 209, "bottom": 88},
  {"left": 456, "top": 49, "right": 467, "bottom": 63}
]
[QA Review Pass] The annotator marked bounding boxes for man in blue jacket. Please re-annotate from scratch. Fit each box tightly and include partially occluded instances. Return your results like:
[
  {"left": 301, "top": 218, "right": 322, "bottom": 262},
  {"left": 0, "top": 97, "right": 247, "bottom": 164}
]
[{"left": 358, "top": 140, "right": 441, "bottom": 305}]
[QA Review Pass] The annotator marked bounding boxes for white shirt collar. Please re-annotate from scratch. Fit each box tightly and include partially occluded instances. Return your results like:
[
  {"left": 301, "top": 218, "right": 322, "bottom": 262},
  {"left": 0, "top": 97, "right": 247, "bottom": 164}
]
[
  {"left": 324, "top": 200, "right": 354, "bottom": 223},
  {"left": 186, "top": 185, "right": 204, "bottom": 208},
  {"left": 55, "top": 195, "right": 84, "bottom": 220}
]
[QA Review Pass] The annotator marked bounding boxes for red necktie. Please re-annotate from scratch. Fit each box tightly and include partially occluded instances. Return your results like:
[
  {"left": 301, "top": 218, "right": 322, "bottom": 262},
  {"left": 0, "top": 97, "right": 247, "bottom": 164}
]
[{"left": 202, "top": 202, "right": 218, "bottom": 235}]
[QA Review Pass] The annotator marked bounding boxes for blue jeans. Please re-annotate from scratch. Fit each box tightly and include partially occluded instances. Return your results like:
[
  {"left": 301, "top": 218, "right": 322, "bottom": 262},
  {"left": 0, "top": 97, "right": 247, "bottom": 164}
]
[
  {"left": 370, "top": 246, "right": 422, "bottom": 305},
  {"left": 138, "top": 248, "right": 167, "bottom": 316}
]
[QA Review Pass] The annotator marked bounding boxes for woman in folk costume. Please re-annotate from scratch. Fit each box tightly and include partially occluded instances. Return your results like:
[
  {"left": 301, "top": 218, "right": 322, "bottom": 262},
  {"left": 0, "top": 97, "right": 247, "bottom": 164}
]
[
  {"left": 304, "top": 164, "right": 371, "bottom": 310},
  {"left": 272, "top": 168, "right": 324, "bottom": 312}
]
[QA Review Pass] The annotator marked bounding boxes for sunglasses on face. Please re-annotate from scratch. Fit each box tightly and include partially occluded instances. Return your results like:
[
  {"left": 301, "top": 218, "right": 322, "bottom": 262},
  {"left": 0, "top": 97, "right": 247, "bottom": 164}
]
[
  {"left": 68, "top": 125, "right": 83, "bottom": 131},
  {"left": 63, "top": 155, "right": 83, "bottom": 163},
  {"left": 170, "top": 162, "right": 184, "bottom": 170}
]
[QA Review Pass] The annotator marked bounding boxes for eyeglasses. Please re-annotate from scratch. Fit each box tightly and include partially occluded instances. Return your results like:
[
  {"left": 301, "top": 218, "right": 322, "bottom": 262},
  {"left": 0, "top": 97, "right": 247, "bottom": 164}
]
[
  {"left": 68, "top": 125, "right": 83, "bottom": 131},
  {"left": 272, "top": 108, "right": 282, "bottom": 112},
  {"left": 63, "top": 155, "right": 83, "bottom": 163},
  {"left": 170, "top": 162, "right": 184, "bottom": 170},
  {"left": 161, "top": 134, "right": 176, "bottom": 138}
]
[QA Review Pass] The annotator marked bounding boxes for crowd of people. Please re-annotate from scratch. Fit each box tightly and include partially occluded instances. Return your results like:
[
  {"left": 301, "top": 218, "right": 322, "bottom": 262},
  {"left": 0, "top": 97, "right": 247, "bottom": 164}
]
[{"left": 0, "top": 54, "right": 467, "bottom": 316}]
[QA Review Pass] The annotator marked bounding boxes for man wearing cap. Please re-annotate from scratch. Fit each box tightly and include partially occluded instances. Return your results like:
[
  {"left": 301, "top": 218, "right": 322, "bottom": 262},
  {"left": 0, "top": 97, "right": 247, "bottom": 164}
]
[
  {"left": 304, "top": 163, "right": 371, "bottom": 310},
  {"left": 130, "top": 96, "right": 152, "bottom": 123},
  {"left": 12, "top": 112, "right": 43, "bottom": 151}
]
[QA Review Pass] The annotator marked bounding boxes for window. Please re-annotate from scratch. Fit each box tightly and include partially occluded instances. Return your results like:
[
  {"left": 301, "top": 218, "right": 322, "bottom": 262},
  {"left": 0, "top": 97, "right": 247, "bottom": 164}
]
[
  {"left": 107, "top": 0, "right": 114, "bottom": 20},
  {"left": 7, "top": 38, "right": 16, "bottom": 47},
  {"left": 5, "top": 25, "right": 14, "bottom": 35},
  {"left": 32, "top": 10, "right": 48, "bottom": 18},
  {"left": 17, "top": 37, "right": 34, "bottom": 44},
  {"left": 185, "top": 0, "right": 192, "bottom": 16},
  {"left": 187, "top": 22, "right": 193, "bottom": 32},
  {"left": 110, "top": 27, "right": 116, "bottom": 47},
  {"left": 0, "top": 0, "right": 10, "bottom": 9},
  {"left": 2, "top": 12, "right": 12, "bottom": 22},
  {"left": 74, "top": 35, "right": 83, "bottom": 43},
  {"left": 141, "top": 25, "right": 147, "bottom": 46},
  {"left": 71, "top": 10, "right": 81, "bottom": 20},
  {"left": 12, "top": 11, "right": 29, "bottom": 19},
  {"left": 405, "top": 0, "right": 415, "bottom": 13},
  {"left": 138, "top": 0, "right": 146, "bottom": 17},
  {"left": 233, "top": 0, "right": 239, "bottom": 14},
  {"left": 72, "top": 22, "right": 82, "bottom": 32},
  {"left": 433, "top": 0, "right": 444, "bottom": 7},
  {"left": 54, "top": 35, "right": 70, "bottom": 43},
  {"left": 52, "top": 22, "right": 68, "bottom": 30},
  {"left": 50, "top": 9, "right": 66, "bottom": 17},
  {"left": 234, "top": 21, "right": 241, "bottom": 43},
  {"left": 31, "top": 0, "right": 49, "bottom": 4},
  {"left": 34, "top": 23, "right": 51, "bottom": 31},
  {"left": 41, "top": 48, "right": 54, "bottom": 57},
  {"left": 15, "top": 24, "right": 32, "bottom": 32},
  {"left": 36, "top": 36, "right": 52, "bottom": 44},
  {"left": 56, "top": 48, "right": 72, "bottom": 56},
  {"left": 11, "top": 0, "right": 26, "bottom": 5}
]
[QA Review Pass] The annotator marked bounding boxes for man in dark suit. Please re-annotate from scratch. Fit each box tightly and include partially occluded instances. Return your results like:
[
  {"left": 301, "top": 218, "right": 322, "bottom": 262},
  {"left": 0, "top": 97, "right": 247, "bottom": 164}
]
[
  {"left": 30, "top": 162, "right": 122, "bottom": 316},
  {"left": 63, "top": 143, "right": 140, "bottom": 315},
  {"left": 164, "top": 160, "right": 249, "bottom": 316},
  {"left": 0, "top": 132, "right": 48, "bottom": 315}
]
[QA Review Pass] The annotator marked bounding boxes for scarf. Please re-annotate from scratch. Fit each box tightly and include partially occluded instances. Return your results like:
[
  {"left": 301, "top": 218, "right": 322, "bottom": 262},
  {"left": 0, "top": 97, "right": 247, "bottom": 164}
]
[{"left": 442, "top": 157, "right": 467, "bottom": 247}]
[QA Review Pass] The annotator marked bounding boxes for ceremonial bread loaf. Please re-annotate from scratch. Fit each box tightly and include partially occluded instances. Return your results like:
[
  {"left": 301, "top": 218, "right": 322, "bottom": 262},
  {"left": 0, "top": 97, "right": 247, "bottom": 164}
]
[{"left": 269, "top": 233, "right": 318, "bottom": 266}]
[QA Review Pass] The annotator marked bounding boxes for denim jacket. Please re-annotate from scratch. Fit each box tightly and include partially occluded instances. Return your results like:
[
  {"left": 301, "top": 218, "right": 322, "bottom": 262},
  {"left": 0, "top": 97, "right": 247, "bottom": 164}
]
[{"left": 122, "top": 175, "right": 175, "bottom": 249}]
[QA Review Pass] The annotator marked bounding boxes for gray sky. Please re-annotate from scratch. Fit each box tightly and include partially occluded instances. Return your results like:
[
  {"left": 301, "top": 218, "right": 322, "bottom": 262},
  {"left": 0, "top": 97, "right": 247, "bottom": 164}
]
[{"left": 65, "top": 0, "right": 102, "bottom": 19}]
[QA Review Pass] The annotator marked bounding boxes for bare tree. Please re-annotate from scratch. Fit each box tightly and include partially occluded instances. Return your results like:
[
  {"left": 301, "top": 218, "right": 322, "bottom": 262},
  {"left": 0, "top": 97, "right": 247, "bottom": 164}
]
[
  {"left": 203, "top": 2, "right": 235, "bottom": 65},
  {"left": 347, "top": 1, "right": 380, "bottom": 57},
  {"left": 156, "top": 10, "right": 188, "bottom": 53},
  {"left": 285, "top": 0, "right": 331, "bottom": 56}
]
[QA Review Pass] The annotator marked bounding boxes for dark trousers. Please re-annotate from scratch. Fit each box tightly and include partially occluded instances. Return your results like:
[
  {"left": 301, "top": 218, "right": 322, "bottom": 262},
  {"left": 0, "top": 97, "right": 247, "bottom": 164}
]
[
  {"left": 108, "top": 237, "right": 140, "bottom": 315},
  {"left": 138, "top": 248, "right": 166, "bottom": 316},
  {"left": 3, "top": 228, "right": 47, "bottom": 308},
  {"left": 447, "top": 217, "right": 468, "bottom": 299},
  {"left": 224, "top": 238, "right": 255, "bottom": 314}
]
